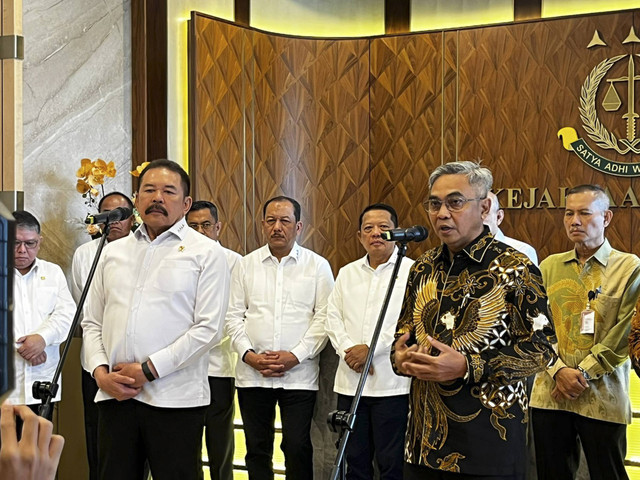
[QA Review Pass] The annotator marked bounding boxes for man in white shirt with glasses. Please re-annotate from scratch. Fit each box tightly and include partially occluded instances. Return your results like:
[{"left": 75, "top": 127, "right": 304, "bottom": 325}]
[
  {"left": 9, "top": 210, "right": 75, "bottom": 411},
  {"left": 187, "top": 200, "right": 241, "bottom": 480}
]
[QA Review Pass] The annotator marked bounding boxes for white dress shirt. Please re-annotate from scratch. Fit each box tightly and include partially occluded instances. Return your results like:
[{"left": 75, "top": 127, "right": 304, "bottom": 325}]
[
  {"left": 82, "top": 218, "right": 230, "bottom": 408},
  {"left": 495, "top": 228, "right": 538, "bottom": 265},
  {"left": 326, "top": 249, "right": 413, "bottom": 397},
  {"left": 227, "top": 243, "right": 334, "bottom": 390},
  {"left": 208, "top": 243, "right": 242, "bottom": 378},
  {"left": 10, "top": 259, "right": 75, "bottom": 405},
  {"left": 70, "top": 234, "right": 132, "bottom": 371}
]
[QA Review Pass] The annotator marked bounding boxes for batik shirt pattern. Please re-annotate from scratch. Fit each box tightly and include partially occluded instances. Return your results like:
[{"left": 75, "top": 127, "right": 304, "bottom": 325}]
[{"left": 392, "top": 229, "right": 556, "bottom": 476}]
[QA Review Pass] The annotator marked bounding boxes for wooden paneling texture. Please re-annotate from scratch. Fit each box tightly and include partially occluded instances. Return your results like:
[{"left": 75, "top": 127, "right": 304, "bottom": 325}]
[
  {"left": 370, "top": 34, "right": 443, "bottom": 256},
  {"left": 191, "top": 14, "right": 370, "bottom": 268},
  {"left": 456, "top": 12, "right": 638, "bottom": 259},
  {"left": 191, "top": 10, "right": 640, "bottom": 270}
]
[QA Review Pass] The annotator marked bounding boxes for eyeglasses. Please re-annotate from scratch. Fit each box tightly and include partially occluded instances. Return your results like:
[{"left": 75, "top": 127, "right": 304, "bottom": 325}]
[
  {"left": 15, "top": 240, "right": 39, "bottom": 250},
  {"left": 424, "top": 195, "right": 486, "bottom": 213},
  {"left": 188, "top": 222, "right": 214, "bottom": 231}
]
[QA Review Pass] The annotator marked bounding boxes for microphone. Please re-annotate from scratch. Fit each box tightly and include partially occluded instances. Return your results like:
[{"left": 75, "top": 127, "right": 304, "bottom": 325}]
[
  {"left": 381, "top": 226, "right": 429, "bottom": 243},
  {"left": 85, "top": 207, "right": 133, "bottom": 225}
]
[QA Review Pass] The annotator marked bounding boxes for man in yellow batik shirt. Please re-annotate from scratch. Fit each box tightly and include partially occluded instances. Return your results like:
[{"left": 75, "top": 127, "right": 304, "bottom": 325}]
[{"left": 530, "top": 184, "right": 640, "bottom": 480}]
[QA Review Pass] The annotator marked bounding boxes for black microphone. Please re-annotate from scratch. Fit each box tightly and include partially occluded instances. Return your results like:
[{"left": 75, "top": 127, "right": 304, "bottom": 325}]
[
  {"left": 85, "top": 207, "right": 133, "bottom": 225},
  {"left": 381, "top": 226, "right": 429, "bottom": 243}
]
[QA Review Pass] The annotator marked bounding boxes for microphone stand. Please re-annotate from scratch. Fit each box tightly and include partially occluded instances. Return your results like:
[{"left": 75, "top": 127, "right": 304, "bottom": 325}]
[
  {"left": 32, "top": 224, "right": 111, "bottom": 420},
  {"left": 327, "top": 241, "right": 409, "bottom": 480}
]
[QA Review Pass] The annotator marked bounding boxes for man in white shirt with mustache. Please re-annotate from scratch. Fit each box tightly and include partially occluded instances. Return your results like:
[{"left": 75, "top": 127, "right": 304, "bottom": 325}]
[{"left": 226, "top": 196, "right": 334, "bottom": 480}]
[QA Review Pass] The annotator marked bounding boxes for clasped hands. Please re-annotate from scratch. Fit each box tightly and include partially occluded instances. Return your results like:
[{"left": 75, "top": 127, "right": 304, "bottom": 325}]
[
  {"left": 244, "top": 350, "right": 299, "bottom": 377},
  {"left": 93, "top": 361, "right": 158, "bottom": 401},
  {"left": 16, "top": 334, "right": 47, "bottom": 366},
  {"left": 393, "top": 333, "right": 467, "bottom": 382},
  {"left": 344, "top": 344, "right": 374, "bottom": 374},
  {"left": 551, "top": 367, "right": 588, "bottom": 401}
]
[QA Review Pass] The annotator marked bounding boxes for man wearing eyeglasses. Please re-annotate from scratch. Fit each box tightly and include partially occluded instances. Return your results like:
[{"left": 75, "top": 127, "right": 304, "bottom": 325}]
[
  {"left": 187, "top": 200, "right": 241, "bottom": 480},
  {"left": 391, "top": 161, "right": 556, "bottom": 480},
  {"left": 530, "top": 185, "right": 640, "bottom": 480},
  {"left": 8, "top": 211, "right": 75, "bottom": 411}
]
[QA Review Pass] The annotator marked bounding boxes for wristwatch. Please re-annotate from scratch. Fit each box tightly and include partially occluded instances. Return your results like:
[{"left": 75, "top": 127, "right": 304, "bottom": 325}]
[
  {"left": 577, "top": 366, "right": 592, "bottom": 381},
  {"left": 141, "top": 361, "right": 156, "bottom": 382}
]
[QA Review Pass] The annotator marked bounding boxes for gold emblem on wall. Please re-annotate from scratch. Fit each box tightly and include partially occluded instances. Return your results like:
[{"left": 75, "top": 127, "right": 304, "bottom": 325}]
[{"left": 558, "top": 27, "right": 640, "bottom": 177}]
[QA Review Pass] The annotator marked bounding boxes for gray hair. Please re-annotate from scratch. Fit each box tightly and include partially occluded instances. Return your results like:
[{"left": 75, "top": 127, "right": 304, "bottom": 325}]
[{"left": 428, "top": 161, "right": 493, "bottom": 197}]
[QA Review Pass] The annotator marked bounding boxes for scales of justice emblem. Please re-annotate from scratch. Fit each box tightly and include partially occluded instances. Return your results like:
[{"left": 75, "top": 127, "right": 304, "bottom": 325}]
[{"left": 559, "top": 26, "right": 640, "bottom": 177}]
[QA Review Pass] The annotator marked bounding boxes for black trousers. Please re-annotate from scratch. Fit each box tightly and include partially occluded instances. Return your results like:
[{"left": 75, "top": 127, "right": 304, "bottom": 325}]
[
  {"left": 97, "top": 399, "right": 206, "bottom": 480},
  {"left": 404, "top": 462, "right": 524, "bottom": 480},
  {"left": 337, "top": 394, "right": 408, "bottom": 480},
  {"left": 237, "top": 387, "right": 316, "bottom": 480},
  {"left": 81, "top": 368, "right": 100, "bottom": 480},
  {"left": 531, "top": 408, "right": 629, "bottom": 480},
  {"left": 204, "top": 376, "right": 235, "bottom": 480}
]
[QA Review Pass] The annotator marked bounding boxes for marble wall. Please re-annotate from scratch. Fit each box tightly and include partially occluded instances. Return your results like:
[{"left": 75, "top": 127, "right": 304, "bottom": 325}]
[{"left": 23, "top": 0, "right": 132, "bottom": 272}]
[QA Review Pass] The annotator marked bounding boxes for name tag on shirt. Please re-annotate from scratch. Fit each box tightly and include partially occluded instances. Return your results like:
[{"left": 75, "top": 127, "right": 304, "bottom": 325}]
[{"left": 580, "top": 309, "right": 595, "bottom": 335}]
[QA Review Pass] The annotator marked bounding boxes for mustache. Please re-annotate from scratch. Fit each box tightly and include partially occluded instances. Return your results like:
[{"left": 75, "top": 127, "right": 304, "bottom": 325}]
[{"left": 145, "top": 205, "right": 168, "bottom": 216}]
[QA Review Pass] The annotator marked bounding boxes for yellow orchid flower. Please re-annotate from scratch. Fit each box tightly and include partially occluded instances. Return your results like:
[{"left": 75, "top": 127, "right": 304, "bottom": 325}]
[
  {"left": 86, "top": 224, "right": 102, "bottom": 235},
  {"left": 87, "top": 173, "right": 105, "bottom": 187},
  {"left": 130, "top": 161, "right": 150, "bottom": 177},
  {"left": 77, "top": 158, "right": 93, "bottom": 178},
  {"left": 76, "top": 179, "right": 91, "bottom": 194},
  {"left": 105, "top": 161, "right": 117, "bottom": 177}
]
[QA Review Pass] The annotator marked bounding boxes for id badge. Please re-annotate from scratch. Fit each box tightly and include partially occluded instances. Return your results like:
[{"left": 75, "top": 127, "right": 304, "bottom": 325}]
[{"left": 580, "top": 309, "right": 595, "bottom": 334}]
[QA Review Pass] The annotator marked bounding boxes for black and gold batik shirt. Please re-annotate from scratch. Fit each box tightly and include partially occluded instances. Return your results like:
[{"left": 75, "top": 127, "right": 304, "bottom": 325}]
[{"left": 392, "top": 227, "right": 557, "bottom": 476}]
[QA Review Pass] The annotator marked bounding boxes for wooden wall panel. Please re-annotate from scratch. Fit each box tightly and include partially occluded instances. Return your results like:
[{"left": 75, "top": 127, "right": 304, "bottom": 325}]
[
  {"left": 442, "top": 30, "right": 458, "bottom": 163},
  {"left": 629, "top": 11, "right": 640, "bottom": 259},
  {"left": 370, "top": 34, "right": 443, "bottom": 256},
  {"left": 191, "top": 15, "right": 248, "bottom": 253},
  {"left": 191, "top": 15, "right": 370, "bottom": 270},
  {"left": 191, "top": 9, "right": 640, "bottom": 272},
  {"left": 456, "top": 12, "right": 636, "bottom": 259},
  {"left": 249, "top": 32, "right": 370, "bottom": 268}
]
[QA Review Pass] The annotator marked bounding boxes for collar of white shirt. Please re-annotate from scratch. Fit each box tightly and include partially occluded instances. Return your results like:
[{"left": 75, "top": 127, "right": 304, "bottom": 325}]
[
  {"left": 360, "top": 245, "right": 399, "bottom": 272},
  {"left": 135, "top": 216, "right": 189, "bottom": 243},
  {"left": 259, "top": 241, "right": 301, "bottom": 264},
  {"left": 15, "top": 257, "right": 41, "bottom": 278}
]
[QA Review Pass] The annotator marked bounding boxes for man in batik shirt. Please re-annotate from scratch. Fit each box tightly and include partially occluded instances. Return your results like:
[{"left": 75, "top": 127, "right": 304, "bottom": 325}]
[{"left": 392, "top": 161, "right": 556, "bottom": 480}]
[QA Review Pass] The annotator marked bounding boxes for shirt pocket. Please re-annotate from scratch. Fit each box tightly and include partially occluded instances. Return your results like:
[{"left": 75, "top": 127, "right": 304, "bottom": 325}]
[
  {"left": 594, "top": 294, "right": 621, "bottom": 343},
  {"left": 37, "top": 286, "right": 58, "bottom": 317},
  {"left": 288, "top": 275, "right": 316, "bottom": 310},
  {"left": 153, "top": 260, "right": 199, "bottom": 292}
]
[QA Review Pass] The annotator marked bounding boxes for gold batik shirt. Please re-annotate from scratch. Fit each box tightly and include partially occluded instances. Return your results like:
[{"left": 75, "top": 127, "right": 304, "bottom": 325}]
[
  {"left": 530, "top": 239, "right": 640, "bottom": 425},
  {"left": 392, "top": 228, "right": 556, "bottom": 476}
]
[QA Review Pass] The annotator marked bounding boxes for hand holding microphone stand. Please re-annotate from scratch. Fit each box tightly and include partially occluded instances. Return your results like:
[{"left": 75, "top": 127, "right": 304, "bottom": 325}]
[
  {"left": 327, "top": 225, "right": 428, "bottom": 480},
  {"left": 32, "top": 207, "right": 132, "bottom": 420}
]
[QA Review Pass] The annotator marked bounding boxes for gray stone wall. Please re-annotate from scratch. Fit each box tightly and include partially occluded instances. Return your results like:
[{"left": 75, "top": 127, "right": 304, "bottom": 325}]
[{"left": 23, "top": 0, "right": 132, "bottom": 272}]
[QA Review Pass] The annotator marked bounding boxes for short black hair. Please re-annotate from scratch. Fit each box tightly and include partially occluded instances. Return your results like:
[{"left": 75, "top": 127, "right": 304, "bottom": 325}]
[
  {"left": 137, "top": 159, "right": 190, "bottom": 196},
  {"left": 12, "top": 210, "right": 41, "bottom": 234},
  {"left": 189, "top": 200, "right": 219, "bottom": 222},
  {"left": 263, "top": 196, "right": 301, "bottom": 222},
  {"left": 358, "top": 203, "right": 398, "bottom": 229},
  {"left": 98, "top": 191, "right": 134, "bottom": 212}
]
